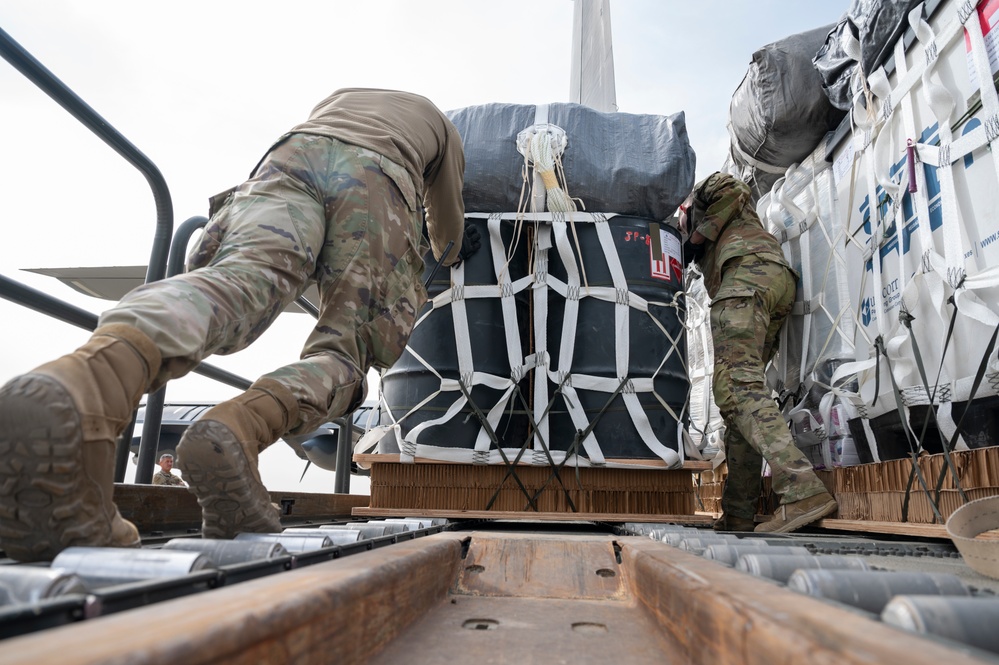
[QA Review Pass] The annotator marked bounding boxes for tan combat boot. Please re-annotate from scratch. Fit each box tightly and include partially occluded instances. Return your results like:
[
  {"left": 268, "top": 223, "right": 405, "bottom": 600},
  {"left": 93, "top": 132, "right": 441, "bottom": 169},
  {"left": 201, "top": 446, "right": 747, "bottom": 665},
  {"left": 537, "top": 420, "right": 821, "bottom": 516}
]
[
  {"left": 177, "top": 378, "right": 298, "bottom": 539},
  {"left": 0, "top": 324, "right": 161, "bottom": 561},
  {"left": 754, "top": 491, "right": 837, "bottom": 534}
]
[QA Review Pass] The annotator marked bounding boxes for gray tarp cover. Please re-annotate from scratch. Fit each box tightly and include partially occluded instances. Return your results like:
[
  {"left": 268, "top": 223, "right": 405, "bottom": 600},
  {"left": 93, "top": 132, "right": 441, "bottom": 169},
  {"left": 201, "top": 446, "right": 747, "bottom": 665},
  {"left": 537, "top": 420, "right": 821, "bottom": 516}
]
[
  {"left": 813, "top": 0, "right": 924, "bottom": 111},
  {"left": 724, "top": 23, "right": 845, "bottom": 201},
  {"left": 446, "top": 102, "right": 696, "bottom": 221}
]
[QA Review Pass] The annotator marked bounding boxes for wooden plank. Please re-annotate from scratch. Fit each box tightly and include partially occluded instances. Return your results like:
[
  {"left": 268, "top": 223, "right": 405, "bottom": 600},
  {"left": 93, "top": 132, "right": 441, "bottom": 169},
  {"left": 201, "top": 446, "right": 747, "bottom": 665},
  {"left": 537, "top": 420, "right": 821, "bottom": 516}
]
[
  {"left": 352, "top": 506, "right": 713, "bottom": 524},
  {"left": 817, "top": 517, "right": 999, "bottom": 541},
  {"left": 624, "top": 537, "right": 993, "bottom": 665},
  {"left": 355, "top": 453, "right": 711, "bottom": 470},
  {"left": 268, "top": 490, "right": 370, "bottom": 519},
  {"left": 114, "top": 484, "right": 369, "bottom": 533},
  {"left": 113, "top": 484, "right": 202, "bottom": 532}
]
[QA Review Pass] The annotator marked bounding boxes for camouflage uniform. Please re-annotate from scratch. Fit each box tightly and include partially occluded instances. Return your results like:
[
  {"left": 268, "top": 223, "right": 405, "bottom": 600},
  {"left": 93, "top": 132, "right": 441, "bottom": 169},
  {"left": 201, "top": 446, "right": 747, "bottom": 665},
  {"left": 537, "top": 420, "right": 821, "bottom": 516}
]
[
  {"left": 691, "top": 172, "right": 827, "bottom": 521},
  {"left": 152, "top": 469, "right": 185, "bottom": 486},
  {"left": 100, "top": 89, "right": 465, "bottom": 435}
]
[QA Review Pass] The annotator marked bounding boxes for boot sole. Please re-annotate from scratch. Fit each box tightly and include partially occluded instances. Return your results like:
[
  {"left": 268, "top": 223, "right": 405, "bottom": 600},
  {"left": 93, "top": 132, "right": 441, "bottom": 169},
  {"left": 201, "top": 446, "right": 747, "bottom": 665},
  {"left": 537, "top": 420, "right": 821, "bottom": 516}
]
[
  {"left": 177, "top": 420, "right": 281, "bottom": 539},
  {"left": 756, "top": 497, "right": 838, "bottom": 534},
  {"left": 0, "top": 375, "right": 113, "bottom": 561}
]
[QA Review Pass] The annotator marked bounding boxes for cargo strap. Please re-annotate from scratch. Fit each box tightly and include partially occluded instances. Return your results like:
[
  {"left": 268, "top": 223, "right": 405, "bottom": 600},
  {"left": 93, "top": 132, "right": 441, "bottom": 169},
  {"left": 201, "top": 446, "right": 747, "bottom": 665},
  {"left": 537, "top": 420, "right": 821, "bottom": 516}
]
[
  {"left": 455, "top": 378, "right": 539, "bottom": 512},
  {"left": 510, "top": 380, "right": 579, "bottom": 512},
  {"left": 873, "top": 334, "right": 944, "bottom": 523}
]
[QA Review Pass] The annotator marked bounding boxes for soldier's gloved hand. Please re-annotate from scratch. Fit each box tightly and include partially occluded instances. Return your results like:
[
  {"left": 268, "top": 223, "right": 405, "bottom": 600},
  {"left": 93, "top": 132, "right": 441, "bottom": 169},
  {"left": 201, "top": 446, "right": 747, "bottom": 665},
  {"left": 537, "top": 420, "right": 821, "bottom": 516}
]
[
  {"left": 453, "top": 224, "right": 482, "bottom": 268},
  {"left": 683, "top": 237, "right": 705, "bottom": 267}
]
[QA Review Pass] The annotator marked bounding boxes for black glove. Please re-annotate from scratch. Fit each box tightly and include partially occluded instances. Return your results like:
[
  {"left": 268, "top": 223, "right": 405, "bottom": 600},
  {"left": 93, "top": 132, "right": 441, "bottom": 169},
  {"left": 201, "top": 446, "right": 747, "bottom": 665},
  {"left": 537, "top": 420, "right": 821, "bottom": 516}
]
[
  {"left": 683, "top": 237, "right": 705, "bottom": 267},
  {"left": 453, "top": 224, "right": 482, "bottom": 267}
]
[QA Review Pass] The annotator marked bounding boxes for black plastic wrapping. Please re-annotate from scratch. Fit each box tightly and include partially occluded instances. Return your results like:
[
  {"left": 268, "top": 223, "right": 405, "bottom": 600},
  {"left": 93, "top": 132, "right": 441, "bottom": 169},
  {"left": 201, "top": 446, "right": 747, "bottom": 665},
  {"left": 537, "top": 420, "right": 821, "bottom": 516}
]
[
  {"left": 724, "top": 23, "right": 845, "bottom": 201},
  {"left": 813, "top": 0, "right": 924, "bottom": 111},
  {"left": 446, "top": 102, "right": 696, "bottom": 221}
]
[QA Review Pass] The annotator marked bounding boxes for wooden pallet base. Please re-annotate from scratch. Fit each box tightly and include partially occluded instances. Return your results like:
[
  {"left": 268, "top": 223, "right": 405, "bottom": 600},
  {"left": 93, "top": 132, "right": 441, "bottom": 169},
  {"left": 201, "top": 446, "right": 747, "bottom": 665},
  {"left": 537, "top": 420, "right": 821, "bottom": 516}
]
[
  {"left": 113, "top": 484, "right": 368, "bottom": 533},
  {"left": 352, "top": 507, "right": 713, "bottom": 525},
  {"left": 362, "top": 457, "right": 699, "bottom": 515}
]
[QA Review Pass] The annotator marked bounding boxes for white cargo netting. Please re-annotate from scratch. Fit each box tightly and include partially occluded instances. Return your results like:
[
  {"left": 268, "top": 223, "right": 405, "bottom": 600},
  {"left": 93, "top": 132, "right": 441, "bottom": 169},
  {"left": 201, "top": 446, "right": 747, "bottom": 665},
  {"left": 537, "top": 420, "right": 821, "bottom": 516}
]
[{"left": 361, "top": 212, "right": 690, "bottom": 470}]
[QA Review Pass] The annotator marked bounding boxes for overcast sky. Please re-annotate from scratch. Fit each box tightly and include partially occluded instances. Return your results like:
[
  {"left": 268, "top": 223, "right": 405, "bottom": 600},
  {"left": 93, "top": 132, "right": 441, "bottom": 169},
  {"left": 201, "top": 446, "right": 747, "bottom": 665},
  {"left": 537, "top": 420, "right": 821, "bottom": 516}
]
[{"left": 0, "top": 0, "right": 846, "bottom": 491}]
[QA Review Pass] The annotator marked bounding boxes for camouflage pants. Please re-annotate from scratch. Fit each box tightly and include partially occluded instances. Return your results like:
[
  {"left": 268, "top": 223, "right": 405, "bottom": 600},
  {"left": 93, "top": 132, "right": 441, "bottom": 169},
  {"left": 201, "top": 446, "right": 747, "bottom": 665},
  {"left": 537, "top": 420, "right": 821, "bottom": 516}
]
[
  {"left": 711, "top": 255, "right": 826, "bottom": 520},
  {"left": 100, "top": 134, "right": 427, "bottom": 434}
]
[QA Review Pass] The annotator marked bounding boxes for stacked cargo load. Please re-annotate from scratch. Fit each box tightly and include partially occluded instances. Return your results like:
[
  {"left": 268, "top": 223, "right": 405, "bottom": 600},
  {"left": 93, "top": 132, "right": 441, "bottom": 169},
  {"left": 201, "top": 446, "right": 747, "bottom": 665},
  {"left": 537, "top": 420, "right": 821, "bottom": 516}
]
[
  {"left": 816, "top": 0, "right": 999, "bottom": 462},
  {"left": 757, "top": 0, "right": 999, "bottom": 471},
  {"left": 363, "top": 103, "right": 699, "bottom": 471}
]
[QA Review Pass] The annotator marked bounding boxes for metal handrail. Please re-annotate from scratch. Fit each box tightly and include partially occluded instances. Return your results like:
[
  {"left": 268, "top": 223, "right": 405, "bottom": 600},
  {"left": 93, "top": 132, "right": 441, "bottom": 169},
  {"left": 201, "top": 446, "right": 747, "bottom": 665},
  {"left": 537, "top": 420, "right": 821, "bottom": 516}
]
[
  {"left": 0, "top": 26, "right": 173, "bottom": 286},
  {"left": 0, "top": 27, "right": 242, "bottom": 484},
  {"left": 0, "top": 27, "right": 340, "bottom": 490}
]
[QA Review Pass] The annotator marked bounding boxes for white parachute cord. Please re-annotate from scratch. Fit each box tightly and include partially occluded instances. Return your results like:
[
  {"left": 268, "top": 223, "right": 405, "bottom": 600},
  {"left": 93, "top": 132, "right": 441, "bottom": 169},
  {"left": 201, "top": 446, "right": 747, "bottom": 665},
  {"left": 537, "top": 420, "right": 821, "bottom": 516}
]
[{"left": 527, "top": 126, "right": 576, "bottom": 213}]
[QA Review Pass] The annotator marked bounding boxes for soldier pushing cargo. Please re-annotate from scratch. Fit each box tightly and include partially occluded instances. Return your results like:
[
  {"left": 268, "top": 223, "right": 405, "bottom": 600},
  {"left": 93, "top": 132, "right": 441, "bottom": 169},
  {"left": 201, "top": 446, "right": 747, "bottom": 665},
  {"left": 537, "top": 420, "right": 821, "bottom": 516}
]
[
  {"left": 0, "top": 88, "right": 476, "bottom": 561},
  {"left": 680, "top": 171, "right": 837, "bottom": 533}
]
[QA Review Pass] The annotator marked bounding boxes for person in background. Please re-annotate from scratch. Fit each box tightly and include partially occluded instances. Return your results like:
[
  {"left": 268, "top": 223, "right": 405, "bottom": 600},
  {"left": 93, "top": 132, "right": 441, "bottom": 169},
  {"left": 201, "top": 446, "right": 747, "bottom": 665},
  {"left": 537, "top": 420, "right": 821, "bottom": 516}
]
[
  {"left": 152, "top": 453, "right": 186, "bottom": 487},
  {"left": 0, "top": 88, "right": 477, "bottom": 561},
  {"left": 679, "top": 172, "right": 836, "bottom": 534}
]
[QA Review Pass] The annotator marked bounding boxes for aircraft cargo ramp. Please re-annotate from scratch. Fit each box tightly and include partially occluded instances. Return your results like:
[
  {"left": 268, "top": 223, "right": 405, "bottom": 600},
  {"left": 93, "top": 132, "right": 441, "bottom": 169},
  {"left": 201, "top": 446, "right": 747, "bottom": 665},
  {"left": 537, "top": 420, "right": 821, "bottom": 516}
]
[{"left": 2, "top": 509, "right": 999, "bottom": 663}]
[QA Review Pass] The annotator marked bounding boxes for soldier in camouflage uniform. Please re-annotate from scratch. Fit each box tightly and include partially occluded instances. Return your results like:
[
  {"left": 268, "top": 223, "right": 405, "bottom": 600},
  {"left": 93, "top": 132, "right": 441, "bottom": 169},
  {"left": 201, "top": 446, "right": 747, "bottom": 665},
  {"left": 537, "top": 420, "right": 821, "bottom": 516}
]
[
  {"left": 679, "top": 172, "right": 836, "bottom": 534},
  {"left": 152, "top": 453, "right": 186, "bottom": 487},
  {"left": 0, "top": 89, "right": 469, "bottom": 560}
]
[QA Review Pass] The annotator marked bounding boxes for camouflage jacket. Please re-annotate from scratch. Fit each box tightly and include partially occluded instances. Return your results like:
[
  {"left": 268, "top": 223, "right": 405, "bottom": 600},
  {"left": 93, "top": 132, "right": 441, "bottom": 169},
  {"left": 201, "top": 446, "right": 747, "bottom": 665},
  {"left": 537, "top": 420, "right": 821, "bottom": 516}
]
[
  {"left": 289, "top": 88, "right": 465, "bottom": 265},
  {"left": 691, "top": 172, "right": 792, "bottom": 299},
  {"left": 152, "top": 470, "right": 185, "bottom": 487}
]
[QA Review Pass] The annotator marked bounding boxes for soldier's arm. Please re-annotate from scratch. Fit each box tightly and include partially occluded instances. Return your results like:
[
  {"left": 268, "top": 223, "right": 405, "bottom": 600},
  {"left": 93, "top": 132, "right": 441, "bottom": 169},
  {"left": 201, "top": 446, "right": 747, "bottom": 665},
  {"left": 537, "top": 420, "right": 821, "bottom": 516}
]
[
  {"left": 424, "top": 123, "right": 466, "bottom": 266},
  {"left": 693, "top": 177, "right": 752, "bottom": 242}
]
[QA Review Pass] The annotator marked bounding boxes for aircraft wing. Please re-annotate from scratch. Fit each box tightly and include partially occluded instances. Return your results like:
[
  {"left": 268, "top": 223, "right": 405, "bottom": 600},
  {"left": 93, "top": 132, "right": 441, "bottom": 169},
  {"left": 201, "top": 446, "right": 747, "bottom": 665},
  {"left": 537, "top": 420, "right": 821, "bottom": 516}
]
[{"left": 25, "top": 266, "right": 320, "bottom": 314}]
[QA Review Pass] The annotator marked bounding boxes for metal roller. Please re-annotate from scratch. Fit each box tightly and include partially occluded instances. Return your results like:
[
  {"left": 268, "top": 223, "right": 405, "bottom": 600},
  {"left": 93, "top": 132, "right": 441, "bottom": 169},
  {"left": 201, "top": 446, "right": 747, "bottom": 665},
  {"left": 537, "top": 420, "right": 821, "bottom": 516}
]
[
  {"left": 646, "top": 525, "right": 700, "bottom": 540},
  {"left": 677, "top": 536, "right": 741, "bottom": 554},
  {"left": 51, "top": 547, "right": 215, "bottom": 589},
  {"left": 787, "top": 570, "right": 971, "bottom": 614},
  {"left": 282, "top": 528, "right": 363, "bottom": 544},
  {"left": 624, "top": 523, "right": 687, "bottom": 537},
  {"left": 882, "top": 595, "right": 999, "bottom": 655},
  {"left": 233, "top": 533, "right": 335, "bottom": 554},
  {"left": 402, "top": 517, "right": 448, "bottom": 526},
  {"left": 162, "top": 539, "right": 287, "bottom": 566},
  {"left": 662, "top": 530, "right": 724, "bottom": 547},
  {"left": 319, "top": 524, "right": 390, "bottom": 538},
  {"left": 0, "top": 567, "right": 87, "bottom": 605},
  {"left": 378, "top": 519, "right": 433, "bottom": 530},
  {"left": 736, "top": 553, "right": 870, "bottom": 582},
  {"left": 353, "top": 521, "right": 418, "bottom": 534},
  {"left": 702, "top": 544, "right": 807, "bottom": 567}
]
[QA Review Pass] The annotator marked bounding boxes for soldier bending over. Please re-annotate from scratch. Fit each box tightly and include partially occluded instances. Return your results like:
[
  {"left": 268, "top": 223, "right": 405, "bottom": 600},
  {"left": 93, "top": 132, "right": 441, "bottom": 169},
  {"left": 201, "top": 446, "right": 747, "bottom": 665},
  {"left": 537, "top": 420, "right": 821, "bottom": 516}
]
[
  {"left": 679, "top": 172, "right": 837, "bottom": 534},
  {"left": 0, "top": 89, "right": 477, "bottom": 561}
]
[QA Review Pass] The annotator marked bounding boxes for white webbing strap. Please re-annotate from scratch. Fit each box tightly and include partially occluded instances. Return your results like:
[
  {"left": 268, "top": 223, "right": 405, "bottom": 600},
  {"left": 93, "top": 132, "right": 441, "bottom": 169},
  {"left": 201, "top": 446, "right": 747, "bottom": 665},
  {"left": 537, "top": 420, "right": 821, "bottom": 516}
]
[
  {"left": 912, "top": 7, "right": 965, "bottom": 286},
  {"left": 962, "top": 1, "right": 999, "bottom": 196},
  {"left": 594, "top": 216, "right": 631, "bottom": 380},
  {"left": 533, "top": 224, "right": 553, "bottom": 452},
  {"left": 549, "top": 217, "right": 604, "bottom": 462}
]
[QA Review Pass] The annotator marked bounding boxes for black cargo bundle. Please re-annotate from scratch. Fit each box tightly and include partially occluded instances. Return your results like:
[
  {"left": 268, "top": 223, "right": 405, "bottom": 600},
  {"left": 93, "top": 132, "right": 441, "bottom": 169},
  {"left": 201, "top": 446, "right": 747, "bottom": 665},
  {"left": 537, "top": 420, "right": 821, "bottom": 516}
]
[
  {"left": 813, "top": 0, "right": 925, "bottom": 111},
  {"left": 445, "top": 102, "right": 696, "bottom": 221},
  {"left": 724, "top": 23, "right": 845, "bottom": 201}
]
